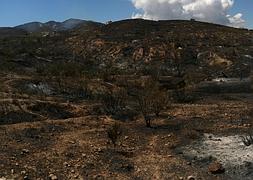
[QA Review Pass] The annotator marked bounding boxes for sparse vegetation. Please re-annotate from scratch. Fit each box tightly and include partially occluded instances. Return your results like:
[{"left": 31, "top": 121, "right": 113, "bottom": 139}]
[
  {"left": 107, "top": 122, "right": 122, "bottom": 148},
  {"left": 0, "top": 19, "right": 253, "bottom": 179},
  {"left": 250, "top": 71, "right": 253, "bottom": 90},
  {"left": 241, "top": 134, "right": 253, "bottom": 146},
  {"left": 137, "top": 80, "right": 170, "bottom": 127},
  {"left": 101, "top": 88, "right": 127, "bottom": 116},
  {"left": 152, "top": 89, "right": 170, "bottom": 117}
]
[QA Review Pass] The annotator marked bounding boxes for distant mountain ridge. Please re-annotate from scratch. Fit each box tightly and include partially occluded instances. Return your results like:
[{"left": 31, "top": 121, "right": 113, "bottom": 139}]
[{"left": 15, "top": 18, "right": 103, "bottom": 32}]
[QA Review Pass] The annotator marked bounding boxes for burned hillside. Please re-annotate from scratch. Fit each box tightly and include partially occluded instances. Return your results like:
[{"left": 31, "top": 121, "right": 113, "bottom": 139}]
[
  {"left": 69, "top": 19, "right": 253, "bottom": 78},
  {"left": 1, "top": 19, "right": 253, "bottom": 180}
]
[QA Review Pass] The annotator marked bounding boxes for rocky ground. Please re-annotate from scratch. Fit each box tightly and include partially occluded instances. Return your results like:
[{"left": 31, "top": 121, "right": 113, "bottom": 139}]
[
  {"left": 179, "top": 133, "right": 253, "bottom": 179},
  {"left": 0, "top": 74, "right": 252, "bottom": 180}
]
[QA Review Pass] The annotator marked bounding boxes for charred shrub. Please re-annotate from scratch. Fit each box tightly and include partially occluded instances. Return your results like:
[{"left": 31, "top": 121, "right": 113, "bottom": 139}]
[
  {"left": 0, "top": 111, "right": 39, "bottom": 125},
  {"left": 38, "top": 62, "right": 93, "bottom": 100},
  {"left": 152, "top": 90, "right": 170, "bottom": 117},
  {"left": 107, "top": 122, "right": 122, "bottom": 148},
  {"left": 173, "top": 88, "right": 193, "bottom": 103},
  {"left": 28, "top": 102, "right": 73, "bottom": 119},
  {"left": 173, "top": 80, "right": 197, "bottom": 103},
  {"left": 101, "top": 88, "right": 127, "bottom": 117},
  {"left": 241, "top": 134, "right": 253, "bottom": 146},
  {"left": 137, "top": 80, "right": 170, "bottom": 127}
]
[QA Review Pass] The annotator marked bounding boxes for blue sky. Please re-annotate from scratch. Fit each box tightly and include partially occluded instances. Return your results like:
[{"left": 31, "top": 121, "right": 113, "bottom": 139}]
[
  {"left": 0, "top": 0, "right": 252, "bottom": 28},
  {"left": 230, "top": 0, "right": 253, "bottom": 28}
]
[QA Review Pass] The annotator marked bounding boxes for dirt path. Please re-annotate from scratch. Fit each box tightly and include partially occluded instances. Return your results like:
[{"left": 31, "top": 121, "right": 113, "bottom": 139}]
[
  {"left": 148, "top": 135, "right": 163, "bottom": 179},
  {"left": 133, "top": 132, "right": 172, "bottom": 179}
]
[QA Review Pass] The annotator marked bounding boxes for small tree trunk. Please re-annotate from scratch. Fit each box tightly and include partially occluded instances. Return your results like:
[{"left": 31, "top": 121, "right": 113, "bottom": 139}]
[
  {"left": 145, "top": 116, "right": 151, "bottom": 128},
  {"left": 113, "top": 142, "right": 117, "bottom": 150}
]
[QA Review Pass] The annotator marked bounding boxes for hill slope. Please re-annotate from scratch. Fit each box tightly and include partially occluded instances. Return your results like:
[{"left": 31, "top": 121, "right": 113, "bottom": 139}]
[
  {"left": 0, "top": 27, "right": 27, "bottom": 37},
  {"left": 69, "top": 19, "right": 253, "bottom": 78},
  {"left": 0, "top": 19, "right": 253, "bottom": 78},
  {"left": 1, "top": 19, "right": 253, "bottom": 180}
]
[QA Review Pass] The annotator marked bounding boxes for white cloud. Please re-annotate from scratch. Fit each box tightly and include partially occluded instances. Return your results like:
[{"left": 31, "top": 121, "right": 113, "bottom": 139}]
[{"left": 132, "top": 0, "right": 245, "bottom": 28}]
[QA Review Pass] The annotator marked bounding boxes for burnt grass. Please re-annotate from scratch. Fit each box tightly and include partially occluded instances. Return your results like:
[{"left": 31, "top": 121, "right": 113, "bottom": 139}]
[
  {"left": 0, "top": 111, "right": 39, "bottom": 125},
  {"left": 0, "top": 74, "right": 253, "bottom": 179},
  {"left": 0, "top": 89, "right": 252, "bottom": 179},
  {"left": 0, "top": 102, "right": 75, "bottom": 125},
  {"left": 27, "top": 102, "right": 74, "bottom": 120}
]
